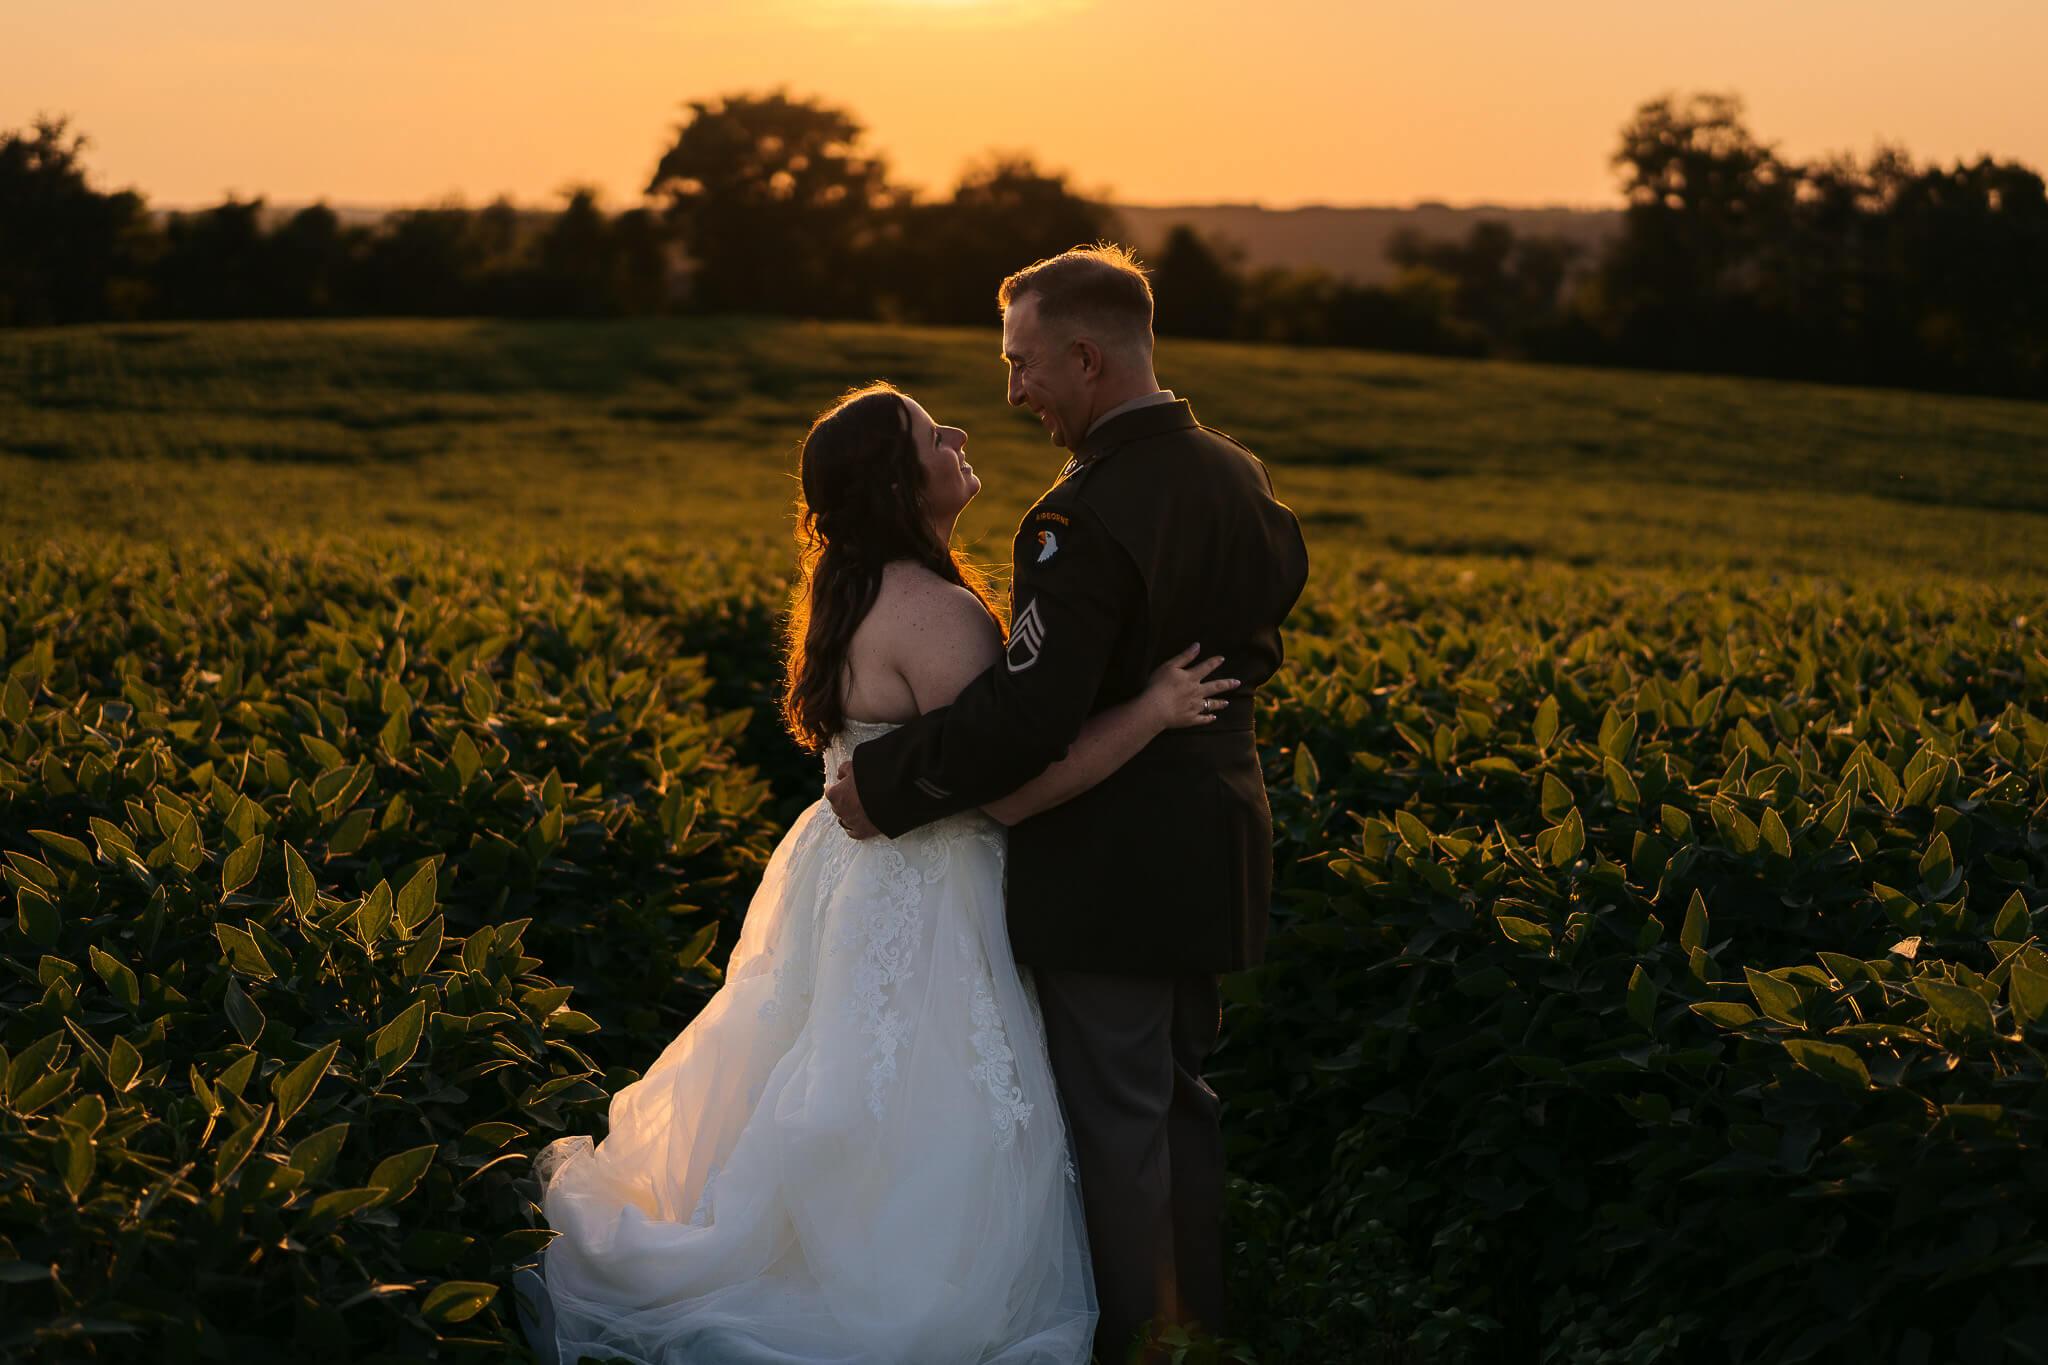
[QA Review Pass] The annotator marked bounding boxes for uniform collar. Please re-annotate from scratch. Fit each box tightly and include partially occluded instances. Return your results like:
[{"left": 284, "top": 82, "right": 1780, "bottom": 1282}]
[{"left": 1068, "top": 397, "right": 1198, "bottom": 470}]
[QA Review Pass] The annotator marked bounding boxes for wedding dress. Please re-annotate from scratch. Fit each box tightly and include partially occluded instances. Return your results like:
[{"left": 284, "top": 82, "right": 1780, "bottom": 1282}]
[{"left": 518, "top": 718, "right": 1097, "bottom": 1365}]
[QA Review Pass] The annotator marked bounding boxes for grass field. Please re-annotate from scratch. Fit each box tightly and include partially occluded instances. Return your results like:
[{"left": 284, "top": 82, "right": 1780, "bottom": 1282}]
[
  {"left": 5, "top": 317, "right": 2047, "bottom": 582},
  {"left": 3, "top": 319, "right": 2045, "bottom": 1363}
]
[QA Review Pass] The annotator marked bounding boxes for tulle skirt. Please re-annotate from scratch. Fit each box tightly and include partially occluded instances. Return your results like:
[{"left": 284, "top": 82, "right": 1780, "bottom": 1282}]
[{"left": 519, "top": 729, "right": 1095, "bottom": 1365}]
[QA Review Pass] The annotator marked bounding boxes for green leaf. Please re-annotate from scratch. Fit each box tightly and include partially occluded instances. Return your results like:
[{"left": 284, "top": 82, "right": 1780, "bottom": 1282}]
[
  {"left": 285, "top": 843, "right": 315, "bottom": 918},
  {"left": 1744, "top": 967, "right": 1808, "bottom": 1027},
  {"left": 1625, "top": 964, "right": 1657, "bottom": 1030},
  {"left": 675, "top": 920, "right": 718, "bottom": 971},
  {"left": 1292, "top": 744, "right": 1319, "bottom": 795},
  {"left": 1602, "top": 756, "right": 1640, "bottom": 808},
  {"left": 1916, "top": 977, "right": 1992, "bottom": 1042},
  {"left": 215, "top": 922, "right": 275, "bottom": 979},
  {"left": 1993, "top": 890, "right": 2029, "bottom": 940},
  {"left": 221, "top": 835, "right": 264, "bottom": 896},
  {"left": 1873, "top": 882, "right": 1921, "bottom": 932},
  {"left": 272, "top": 1039, "right": 341, "bottom": 1127},
  {"left": 450, "top": 731, "right": 483, "bottom": 788},
  {"left": 1, "top": 677, "right": 29, "bottom": 724},
  {"left": 1679, "top": 889, "right": 1708, "bottom": 954},
  {"left": 1540, "top": 773, "right": 1574, "bottom": 821},
  {"left": 371, "top": 999, "right": 427, "bottom": 1077},
  {"left": 401, "top": 916, "right": 444, "bottom": 978},
  {"left": 1782, "top": 1038, "right": 1870, "bottom": 1089},
  {"left": 396, "top": 861, "right": 438, "bottom": 931},
  {"left": 463, "top": 674, "right": 495, "bottom": 722},
  {"left": 30, "top": 829, "right": 91, "bottom": 864},
  {"left": 1532, "top": 694, "right": 1559, "bottom": 749},
  {"left": 1659, "top": 804, "right": 1691, "bottom": 840},
  {"left": 288, "top": 1123, "right": 350, "bottom": 1182},
  {"left": 380, "top": 706, "right": 411, "bottom": 759},
  {"left": 15, "top": 882, "right": 58, "bottom": 948},
  {"left": 106, "top": 1035, "right": 143, "bottom": 1092},
  {"left": 223, "top": 977, "right": 266, "bottom": 1045},
  {"left": 462, "top": 1121, "right": 527, "bottom": 1150},
  {"left": 89, "top": 946, "right": 140, "bottom": 1008},
  {"left": 367, "top": 1143, "right": 438, "bottom": 1207},
  {"left": 1817, "top": 951, "right": 1868, "bottom": 985},
  {"left": 304, "top": 1187, "right": 384, "bottom": 1225},
  {"left": 57, "top": 1126, "right": 94, "bottom": 1199},
  {"left": 1918, "top": 832, "right": 1954, "bottom": 892},
  {"left": 213, "top": 1103, "right": 272, "bottom": 1191},
  {"left": 1714, "top": 801, "right": 1759, "bottom": 855},
  {"left": 420, "top": 1280, "right": 498, "bottom": 1325},
  {"left": 1759, "top": 807, "right": 1792, "bottom": 858},
  {"left": 1546, "top": 807, "right": 1584, "bottom": 868},
  {"left": 1394, "top": 810, "right": 1431, "bottom": 852},
  {"left": 2010, "top": 964, "right": 2048, "bottom": 1033},
  {"left": 1496, "top": 915, "right": 1552, "bottom": 950},
  {"left": 1468, "top": 755, "right": 1520, "bottom": 777},
  {"left": 1690, "top": 1002, "right": 1758, "bottom": 1029},
  {"left": 300, "top": 732, "right": 344, "bottom": 771},
  {"left": 357, "top": 880, "right": 394, "bottom": 944}
]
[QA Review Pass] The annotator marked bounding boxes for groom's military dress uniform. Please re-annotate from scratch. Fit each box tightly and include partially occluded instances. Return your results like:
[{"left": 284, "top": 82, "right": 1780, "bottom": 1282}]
[{"left": 851, "top": 394, "right": 1310, "bottom": 1361}]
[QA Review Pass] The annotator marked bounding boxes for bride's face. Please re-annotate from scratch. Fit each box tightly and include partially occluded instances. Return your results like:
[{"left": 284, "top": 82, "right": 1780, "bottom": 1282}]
[{"left": 903, "top": 398, "right": 979, "bottom": 522}]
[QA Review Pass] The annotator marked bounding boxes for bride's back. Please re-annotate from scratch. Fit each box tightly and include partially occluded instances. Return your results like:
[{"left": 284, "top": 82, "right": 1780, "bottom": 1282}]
[{"left": 840, "top": 559, "right": 1004, "bottom": 727}]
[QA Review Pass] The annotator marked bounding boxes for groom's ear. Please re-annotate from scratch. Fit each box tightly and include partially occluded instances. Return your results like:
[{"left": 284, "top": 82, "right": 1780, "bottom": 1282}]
[{"left": 1072, "top": 336, "right": 1104, "bottom": 379}]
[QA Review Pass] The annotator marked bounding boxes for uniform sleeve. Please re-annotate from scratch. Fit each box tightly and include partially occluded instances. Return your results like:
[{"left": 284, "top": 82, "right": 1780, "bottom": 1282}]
[{"left": 850, "top": 498, "right": 1141, "bottom": 838}]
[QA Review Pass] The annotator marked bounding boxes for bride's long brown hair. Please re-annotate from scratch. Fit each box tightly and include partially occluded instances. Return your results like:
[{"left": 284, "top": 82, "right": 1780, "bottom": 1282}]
[{"left": 780, "top": 382, "right": 1005, "bottom": 753}]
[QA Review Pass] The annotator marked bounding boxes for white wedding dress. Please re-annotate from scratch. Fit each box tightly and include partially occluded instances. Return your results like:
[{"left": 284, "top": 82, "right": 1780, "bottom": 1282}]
[{"left": 519, "top": 718, "right": 1097, "bottom": 1365}]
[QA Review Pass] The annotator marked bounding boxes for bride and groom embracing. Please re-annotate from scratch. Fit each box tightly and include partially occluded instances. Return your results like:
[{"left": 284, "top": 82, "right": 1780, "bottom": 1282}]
[{"left": 518, "top": 243, "right": 1311, "bottom": 1365}]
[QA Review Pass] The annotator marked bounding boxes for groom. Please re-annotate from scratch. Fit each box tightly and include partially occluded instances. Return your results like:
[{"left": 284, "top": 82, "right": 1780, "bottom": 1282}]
[{"left": 825, "top": 243, "right": 1309, "bottom": 1363}]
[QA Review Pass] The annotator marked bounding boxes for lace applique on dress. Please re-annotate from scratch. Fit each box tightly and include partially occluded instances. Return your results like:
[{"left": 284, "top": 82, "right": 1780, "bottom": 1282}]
[
  {"left": 960, "top": 932, "right": 1034, "bottom": 1148},
  {"left": 841, "top": 840, "right": 926, "bottom": 1119}
]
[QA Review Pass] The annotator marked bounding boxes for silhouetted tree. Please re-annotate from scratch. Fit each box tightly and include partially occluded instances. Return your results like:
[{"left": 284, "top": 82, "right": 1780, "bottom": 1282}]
[
  {"left": 346, "top": 199, "right": 526, "bottom": 315},
  {"left": 647, "top": 90, "right": 898, "bottom": 317},
  {"left": 0, "top": 115, "right": 155, "bottom": 325},
  {"left": 1598, "top": 92, "right": 1794, "bottom": 371},
  {"left": 1150, "top": 224, "right": 1244, "bottom": 339},
  {"left": 153, "top": 197, "right": 274, "bottom": 318},
  {"left": 1386, "top": 219, "right": 1583, "bottom": 354},
  {"left": 266, "top": 204, "right": 361, "bottom": 315},
  {"left": 882, "top": 155, "right": 1117, "bottom": 324}
]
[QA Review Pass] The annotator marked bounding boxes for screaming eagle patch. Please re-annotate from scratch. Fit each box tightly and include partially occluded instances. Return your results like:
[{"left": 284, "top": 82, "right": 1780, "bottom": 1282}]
[{"left": 1035, "top": 529, "right": 1060, "bottom": 563}]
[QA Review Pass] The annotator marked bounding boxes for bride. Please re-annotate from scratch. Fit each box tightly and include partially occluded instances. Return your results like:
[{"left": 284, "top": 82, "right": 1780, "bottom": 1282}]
[{"left": 518, "top": 382, "right": 1237, "bottom": 1365}]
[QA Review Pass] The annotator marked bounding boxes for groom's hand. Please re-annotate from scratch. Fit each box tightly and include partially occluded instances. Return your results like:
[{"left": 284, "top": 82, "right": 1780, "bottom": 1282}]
[{"left": 826, "top": 762, "right": 881, "bottom": 840}]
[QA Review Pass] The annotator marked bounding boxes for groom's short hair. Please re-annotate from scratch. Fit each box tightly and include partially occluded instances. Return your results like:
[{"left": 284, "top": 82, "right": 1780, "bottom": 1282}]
[{"left": 998, "top": 243, "right": 1154, "bottom": 359}]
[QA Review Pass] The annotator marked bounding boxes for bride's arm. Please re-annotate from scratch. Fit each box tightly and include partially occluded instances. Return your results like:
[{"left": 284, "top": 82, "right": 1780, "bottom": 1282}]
[
  {"left": 978, "top": 644, "right": 1229, "bottom": 826},
  {"left": 888, "top": 577, "right": 1235, "bottom": 828}
]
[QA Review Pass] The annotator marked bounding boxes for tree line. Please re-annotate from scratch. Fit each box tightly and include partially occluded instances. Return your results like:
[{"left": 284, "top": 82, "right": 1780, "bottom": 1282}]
[{"left": 3, "top": 91, "right": 2042, "bottom": 399}]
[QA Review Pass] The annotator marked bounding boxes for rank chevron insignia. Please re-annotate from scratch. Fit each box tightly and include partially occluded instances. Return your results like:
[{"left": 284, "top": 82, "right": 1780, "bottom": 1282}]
[{"left": 1007, "top": 598, "right": 1046, "bottom": 672}]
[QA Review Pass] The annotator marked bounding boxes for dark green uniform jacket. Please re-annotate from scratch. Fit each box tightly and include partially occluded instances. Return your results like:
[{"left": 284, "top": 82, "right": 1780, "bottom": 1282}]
[{"left": 849, "top": 397, "right": 1310, "bottom": 975}]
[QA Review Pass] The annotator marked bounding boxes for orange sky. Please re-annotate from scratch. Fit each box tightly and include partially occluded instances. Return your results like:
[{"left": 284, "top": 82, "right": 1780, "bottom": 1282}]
[{"left": 8, "top": 0, "right": 2046, "bottom": 211}]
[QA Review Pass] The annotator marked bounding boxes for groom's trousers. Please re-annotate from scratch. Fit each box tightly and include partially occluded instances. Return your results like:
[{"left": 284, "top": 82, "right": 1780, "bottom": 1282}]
[{"left": 1031, "top": 969, "right": 1225, "bottom": 1365}]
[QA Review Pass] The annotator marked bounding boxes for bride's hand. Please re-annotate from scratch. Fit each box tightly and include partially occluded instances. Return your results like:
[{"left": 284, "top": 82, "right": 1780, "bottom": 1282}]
[{"left": 1143, "top": 643, "right": 1238, "bottom": 730}]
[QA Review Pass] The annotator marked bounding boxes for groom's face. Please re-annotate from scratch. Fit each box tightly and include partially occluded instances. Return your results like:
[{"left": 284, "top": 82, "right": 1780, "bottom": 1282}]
[{"left": 1002, "top": 294, "right": 1090, "bottom": 450}]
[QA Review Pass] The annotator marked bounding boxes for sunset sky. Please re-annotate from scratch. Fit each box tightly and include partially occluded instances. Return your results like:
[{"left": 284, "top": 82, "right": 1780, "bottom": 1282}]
[{"left": 8, "top": 0, "right": 2045, "bottom": 212}]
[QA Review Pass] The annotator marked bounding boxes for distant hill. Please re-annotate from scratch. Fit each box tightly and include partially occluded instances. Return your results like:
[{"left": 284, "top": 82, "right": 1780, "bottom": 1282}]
[
  {"left": 155, "top": 199, "right": 1626, "bottom": 288},
  {"left": 1109, "top": 202, "right": 1624, "bottom": 286}
]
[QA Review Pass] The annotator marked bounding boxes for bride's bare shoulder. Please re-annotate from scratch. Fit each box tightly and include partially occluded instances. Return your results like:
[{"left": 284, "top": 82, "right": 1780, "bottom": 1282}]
[{"left": 870, "top": 561, "right": 1001, "bottom": 650}]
